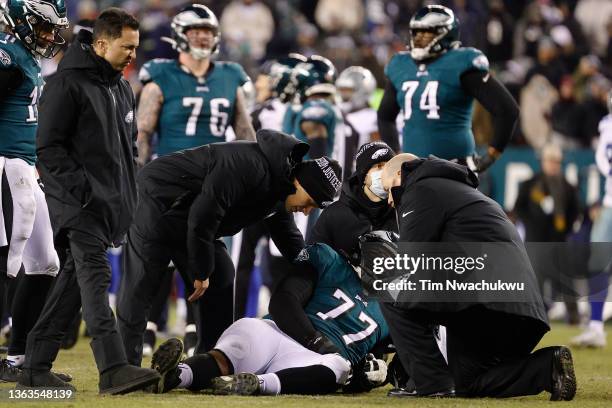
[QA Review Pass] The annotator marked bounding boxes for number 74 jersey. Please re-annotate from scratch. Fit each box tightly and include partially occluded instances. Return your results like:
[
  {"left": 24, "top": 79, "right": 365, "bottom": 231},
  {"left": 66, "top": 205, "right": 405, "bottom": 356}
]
[
  {"left": 386, "top": 47, "right": 489, "bottom": 159},
  {"left": 299, "top": 243, "right": 389, "bottom": 365},
  {"left": 0, "top": 33, "right": 43, "bottom": 165},
  {"left": 139, "top": 59, "right": 249, "bottom": 155}
]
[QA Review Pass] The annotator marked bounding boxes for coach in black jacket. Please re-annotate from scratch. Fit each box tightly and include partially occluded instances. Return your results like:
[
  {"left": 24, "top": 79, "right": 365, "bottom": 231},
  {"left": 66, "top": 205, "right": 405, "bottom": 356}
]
[
  {"left": 21, "top": 10, "right": 161, "bottom": 394},
  {"left": 379, "top": 154, "right": 576, "bottom": 400},
  {"left": 117, "top": 129, "right": 342, "bottom": 365}
]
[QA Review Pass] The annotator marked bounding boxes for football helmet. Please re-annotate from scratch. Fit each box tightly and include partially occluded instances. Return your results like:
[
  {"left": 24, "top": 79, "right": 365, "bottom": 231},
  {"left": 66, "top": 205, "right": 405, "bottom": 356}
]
[
  {"left": 269, "top": 53, "right": 307, "bottom": 103},
  {"left": 335, "top": 66, "right": 377, "bottom": 111},
  {"left": 164, "top": 4, "right": 219, "bottom": 60},
  {"left": 347, "top": 231, "right": 399, "bottom": 282},
  {"left": 409, "top": 5, "right": 460, "bottom": 61},
  {"left": 297, "top": 55, "right": 337, "bottom": 100},
  {"left": 1, "top": 0, "right": 69, "bottom": 58}
]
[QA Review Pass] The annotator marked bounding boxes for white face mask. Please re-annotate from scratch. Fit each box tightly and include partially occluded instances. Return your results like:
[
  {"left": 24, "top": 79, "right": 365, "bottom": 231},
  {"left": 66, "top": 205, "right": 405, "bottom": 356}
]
[{"left": 368, "top": 170, "right": 388, "bottom": 199}]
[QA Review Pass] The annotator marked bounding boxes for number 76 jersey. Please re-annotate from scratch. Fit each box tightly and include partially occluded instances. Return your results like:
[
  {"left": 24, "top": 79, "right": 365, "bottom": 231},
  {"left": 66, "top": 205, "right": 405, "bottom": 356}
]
[
  {"left": 385, "top": 47, "right": 489, "bottom": 159},
  {"left": 0, "top": 33, "right": 43, "bottom": 165},
  {"left": 299, "top": 243, "right": 389, "bottom": 365},
  {"left": 139, "top": 59, "right": 249, "bottom": 155}
]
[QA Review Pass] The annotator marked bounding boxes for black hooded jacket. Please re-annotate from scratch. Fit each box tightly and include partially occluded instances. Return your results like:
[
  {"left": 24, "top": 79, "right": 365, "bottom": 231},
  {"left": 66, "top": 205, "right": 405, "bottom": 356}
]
[
  {"left": 137, "top": 130, "right": 308, "bottom": 281},
  {"left": 37, "top": 30, "right": 138, "bottom": 246},
  {"left": 309, "top": 175, "right": 397, "bottom": 257},
  {"left": 392, "top": 157, "right": 548, "bottom": 326}
]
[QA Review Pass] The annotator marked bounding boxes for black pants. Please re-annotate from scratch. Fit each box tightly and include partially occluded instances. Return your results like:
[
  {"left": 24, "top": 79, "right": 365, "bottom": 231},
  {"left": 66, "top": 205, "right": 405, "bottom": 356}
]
[
  {"left": 382, "top": 304, "right": 553, "bottom": 398},
  {"left": 116, "top": 194, "right": 235, "bottom": 366},
  {"left": 23, "top": 229, "right": 127, "bottom": 374},
  {"left": 235, "top": 221, "right": 268, "bottom": 318}
]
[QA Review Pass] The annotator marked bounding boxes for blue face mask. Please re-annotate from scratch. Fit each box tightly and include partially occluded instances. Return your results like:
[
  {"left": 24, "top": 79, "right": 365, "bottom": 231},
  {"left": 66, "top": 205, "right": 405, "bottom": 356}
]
[{"left": 368, "top": 170, "right": 388, "bottom": 199}]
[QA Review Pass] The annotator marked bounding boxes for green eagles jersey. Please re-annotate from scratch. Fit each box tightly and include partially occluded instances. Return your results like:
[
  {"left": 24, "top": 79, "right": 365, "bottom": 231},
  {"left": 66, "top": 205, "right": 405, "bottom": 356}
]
[
  {"left": 385, "top": 47, "right": 489, "bottom": 159},
  {"left": 139, "top": 59, "right": 249, "bottom": 155},
  {"left": 0, "top": 33, "right": 43, "bottom": 165},
  {"left": 298, "top": 243, "right": 389, "bottom": 365},
  {"left": 282, "top": 99, "right": 337, "bottom": 158}
]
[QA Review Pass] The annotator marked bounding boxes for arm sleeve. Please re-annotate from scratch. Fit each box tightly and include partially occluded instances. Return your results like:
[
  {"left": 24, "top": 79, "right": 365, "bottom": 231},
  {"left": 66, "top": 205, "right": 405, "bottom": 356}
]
[
  {"left": 265, "top": 204, "right": 305, "bottom": 262},
  {"left": 460, "top": 70, "right": 519, "bottom": 152},
  {"left": 268, "top": 263, "right": 319, "bottom": 346},
  {"left": 36, "top": 78, "right": 89, "bottom": 205},
  {"left": 377, "top": 80, "right": 401, "bottom": 153},
  {"left": 0, "top": 66, "right": 24, "bottom": 100},
  {"left": 398, "top": 184, "right": 445, "bottom": 241},
  {"left": 187, "top": 163, "right": 263, "bottom": 280}
]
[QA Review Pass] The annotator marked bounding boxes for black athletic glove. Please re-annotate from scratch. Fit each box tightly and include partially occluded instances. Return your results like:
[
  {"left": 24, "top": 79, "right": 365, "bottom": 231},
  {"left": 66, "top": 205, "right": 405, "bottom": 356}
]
[
  {"left": 473, "top": 146, "right": 501, "bottom": 173},
  {"left": 306, "top": 331, "right": 341, "bottom": 355}
]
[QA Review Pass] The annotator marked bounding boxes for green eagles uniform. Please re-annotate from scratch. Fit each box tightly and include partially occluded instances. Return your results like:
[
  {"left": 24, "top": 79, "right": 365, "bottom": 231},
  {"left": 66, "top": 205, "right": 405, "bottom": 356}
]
[
  {"left": 297, "top": 243, "right": 389, "bottom": 365},
  {"left": 385, "top": 47, "right": 489, "bottom": 159},
  {"left": 139, "top": 59, "right": 249, "bottom": 155},
  {"left": 0, "top": 33, "right": 43, "bottom": 165},
  {"left": 282, "top": 99, "right": 337, "bottom": 158}
]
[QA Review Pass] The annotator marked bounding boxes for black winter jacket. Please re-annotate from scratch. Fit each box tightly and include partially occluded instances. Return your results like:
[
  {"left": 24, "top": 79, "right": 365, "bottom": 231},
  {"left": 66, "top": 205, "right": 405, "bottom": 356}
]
[
  {"left": 309, "top": 175, "right": 397, "bottom": 256},
  {"left": 392, "top": 157, "right": 548, "bottom": 327},
  {"left": 138, "top": 129, "right": 309, "bottom": 280},
  {"left": 37, "top": 30, "right": 138, "bottom": 246}
]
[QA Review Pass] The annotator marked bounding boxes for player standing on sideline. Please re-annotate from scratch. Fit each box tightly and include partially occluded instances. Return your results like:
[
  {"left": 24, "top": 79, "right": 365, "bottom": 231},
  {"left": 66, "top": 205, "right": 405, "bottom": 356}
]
[
  {"left": 136, "top": 3, "right": 254, "bottom": 167},
  {"left": 377, "top": 5, "right": 519, "bottom": 171},
  {"left": 135, "top": 3, "right": 255, "bottom": 357},
  {"left": 0, "top": 0, "right": 67, "bottom": 382},
  {"left": 18, "top": 8, "right": 161, "bottom": 393},
  {"left": 570, "top": 90, "right": 612, "bottom": 348},
  {"left": 336, "top": 66, "right": 379, "bottom": 148}
]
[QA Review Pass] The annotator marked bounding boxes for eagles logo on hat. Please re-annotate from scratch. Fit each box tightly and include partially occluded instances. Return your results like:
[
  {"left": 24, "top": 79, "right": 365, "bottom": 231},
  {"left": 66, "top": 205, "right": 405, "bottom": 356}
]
[{"left": 354, "top": 142, "right": 395, "bottom": 182}]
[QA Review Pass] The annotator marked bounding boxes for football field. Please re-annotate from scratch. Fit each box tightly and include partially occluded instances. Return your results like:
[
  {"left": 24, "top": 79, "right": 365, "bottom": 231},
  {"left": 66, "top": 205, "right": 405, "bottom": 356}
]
[{"left": 1, "top": 323, "right": 610, "bottom": 408}]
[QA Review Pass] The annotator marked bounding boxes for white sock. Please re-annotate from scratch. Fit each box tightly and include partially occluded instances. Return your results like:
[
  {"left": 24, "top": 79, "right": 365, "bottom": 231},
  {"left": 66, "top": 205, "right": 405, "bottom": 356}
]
[
  {"left": 178, "top": 363, "right": 193, "bottom": 388},
  {"left": 146, "top": 321, "right": 158, "bottom": 333},
  {"left": 6, "top": 354, "right": 24, "bottom": 367},
  {"left": 589, "top": 320, "right": 605, "bottom": 333},
  {"left": 185, "top": 324, "right": 196, "bottom": 333},
  {"left": 257, "top": 373, "right": 281, "bottom": 395}
]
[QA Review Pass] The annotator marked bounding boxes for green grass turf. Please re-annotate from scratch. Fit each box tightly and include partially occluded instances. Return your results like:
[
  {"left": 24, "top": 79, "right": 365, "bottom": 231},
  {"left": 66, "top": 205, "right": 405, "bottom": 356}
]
[{"left": 1, "top": 323, "right": 611, "bottom": 408}]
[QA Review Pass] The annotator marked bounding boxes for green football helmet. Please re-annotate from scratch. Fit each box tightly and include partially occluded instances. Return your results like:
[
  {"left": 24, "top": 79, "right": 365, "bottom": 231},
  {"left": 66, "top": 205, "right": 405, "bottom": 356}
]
[
  {"left": 294, "top": 55, "right": 336, "bottom": 103},
  {"left": 270, "top": 53, "right": 307, "bottom": 103},
  {"left": 409, "top": 5, "right": 460, "bottom": 61},
  {"left": 1, "top": 0, "right": 69, "bottom": 58}
]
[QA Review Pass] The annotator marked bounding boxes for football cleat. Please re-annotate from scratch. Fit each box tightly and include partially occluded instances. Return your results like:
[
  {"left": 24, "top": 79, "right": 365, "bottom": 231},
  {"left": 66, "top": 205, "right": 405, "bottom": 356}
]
[
  {"left": 570, "top": 327, "right": 606, "bottom": 348},
  {"left": 150, "top": 338, "right": 184, "bottom": 393},
  {"left": 550, "top": 346, "right": 577, "bottom": 401},
  {"left": 211, "top": 372, "right": 261, "bottom": 396}
]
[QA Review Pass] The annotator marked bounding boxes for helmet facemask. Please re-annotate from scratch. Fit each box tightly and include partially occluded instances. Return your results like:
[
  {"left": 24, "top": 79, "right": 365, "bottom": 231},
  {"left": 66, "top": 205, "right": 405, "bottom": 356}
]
[
  {"left": 2, "top": 0, "right": 69, "bottom": 59},
  {"left": 163, "top": 5, "right": 220, "bottom": 61},
  {"left": 408, "top": 5, "right": 460, "bottom": 61}
]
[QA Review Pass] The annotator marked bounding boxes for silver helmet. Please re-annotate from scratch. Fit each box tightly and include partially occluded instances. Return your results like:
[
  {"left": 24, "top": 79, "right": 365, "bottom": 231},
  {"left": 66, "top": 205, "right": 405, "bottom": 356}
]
[{"left": 335, "top": 66, "right": 377, "bottom": 111}]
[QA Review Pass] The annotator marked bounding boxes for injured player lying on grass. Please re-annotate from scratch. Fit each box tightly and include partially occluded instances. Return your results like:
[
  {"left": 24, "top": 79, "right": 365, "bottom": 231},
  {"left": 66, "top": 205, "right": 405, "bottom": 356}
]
[{"left": 149, "top": 242, "right": 391, "bottom": 395}]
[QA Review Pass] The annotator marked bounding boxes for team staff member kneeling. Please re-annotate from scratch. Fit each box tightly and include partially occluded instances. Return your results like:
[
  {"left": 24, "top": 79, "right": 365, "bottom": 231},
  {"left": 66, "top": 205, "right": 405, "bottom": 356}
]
[{"left": 117, "top": 129, "right": 342, "bottom": 366}]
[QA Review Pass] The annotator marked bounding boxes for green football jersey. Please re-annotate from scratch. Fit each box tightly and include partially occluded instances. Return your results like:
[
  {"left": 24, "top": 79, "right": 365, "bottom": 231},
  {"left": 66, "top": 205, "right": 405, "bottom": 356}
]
[
  {"left": 0, "top": 33, "right": 43, "bottom": 165},
  {"left": 283, "top": 99, "right": 337, "bottom": 158},
  {"left": 139, "top": 59, "right": 249, "bottom": 155},
  {"left": 299, "top": 243, "right": 389, "bottom": 365},
  {"left": 385, "top": 47, "right": 489, "bottom": 159}
]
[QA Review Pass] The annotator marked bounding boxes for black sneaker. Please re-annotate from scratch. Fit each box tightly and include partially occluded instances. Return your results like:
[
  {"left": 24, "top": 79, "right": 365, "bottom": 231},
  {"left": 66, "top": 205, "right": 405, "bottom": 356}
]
[
  {"left": 183, "top": 332, "right": 197, "bottom": 357},
  {"left": 151, "top": 338, "right": 183, "bottom": 393},
  {"left": 54, "top": 371, "right": 73, "bottom": 383},
  {"left": 98, "top": 364, "right": 160, "bottom": 395},
  {"left": 550, "top": 346, "right": 577, "bottom": 401},
  {"left": 388, "top": 387, "right": 455, "bottom": 398},
  {"left": 143, "top": 329, "right": 156, "bottom": 357},
  {"left": 211, "top": 373, "right": 260, "bottom": 395},
  {"left": 16, "top": 369, "right": 76, "bottom": 391},
  {"left": 0, "top": 359, "right": 21, "bottom": 383}
]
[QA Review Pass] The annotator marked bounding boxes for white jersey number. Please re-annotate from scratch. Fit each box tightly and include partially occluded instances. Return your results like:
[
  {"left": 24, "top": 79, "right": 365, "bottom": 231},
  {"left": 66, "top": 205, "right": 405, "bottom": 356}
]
[
  {"left": 402, "top": 80, "right": 440, "bottom": 120},
  {"left": 182, "top": 97, "right": 231, "bottom": 137},
  {"left": 316, "top": 288, "right": 378, "bottom": 346}
]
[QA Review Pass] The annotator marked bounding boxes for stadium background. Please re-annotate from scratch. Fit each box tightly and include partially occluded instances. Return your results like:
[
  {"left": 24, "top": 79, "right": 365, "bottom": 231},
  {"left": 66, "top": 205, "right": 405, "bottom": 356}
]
[{"left": 1, "top": 0, "right": 611, "bottom": 405}]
